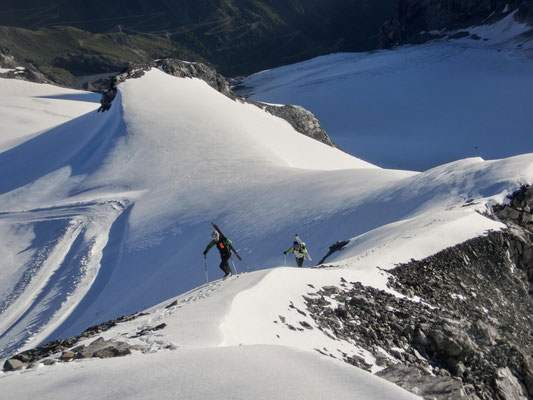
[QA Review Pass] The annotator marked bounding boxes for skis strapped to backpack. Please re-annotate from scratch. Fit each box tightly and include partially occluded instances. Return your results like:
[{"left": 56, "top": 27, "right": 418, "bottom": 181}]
[
  {"left": 295, "top": 234, "right": 312, "bottom": 261},
  {"left": 212, "top": 222, "right": 242, "bottom": 261}
]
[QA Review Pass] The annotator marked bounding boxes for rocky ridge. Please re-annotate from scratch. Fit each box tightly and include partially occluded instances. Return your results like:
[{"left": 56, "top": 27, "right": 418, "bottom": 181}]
[
  {"left": 3, "top": 313, "right": 142, "bottom": 371},
  {"left": 0, "top": 45, "right": 50, "bottom": 84},
  {"left": 97, "top": 60, "right": 334, "bottom": 147},
  {"left": 1, "top": 311, "right": 174, "bottom": 372},
  {"left": 302, "top": 186, "right": 533, "bottom": 399}
]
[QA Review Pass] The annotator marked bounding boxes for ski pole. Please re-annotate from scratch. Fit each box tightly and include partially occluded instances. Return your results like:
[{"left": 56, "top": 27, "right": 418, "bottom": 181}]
[
  {"left": 231, "top": 259, "right": 238, "bottom": 275},
  {"left": 284, "top": 254, "right": 287, "bottom": 266},
  {"left": 204, "top": 258, "right": 209, "bottom": 284}
]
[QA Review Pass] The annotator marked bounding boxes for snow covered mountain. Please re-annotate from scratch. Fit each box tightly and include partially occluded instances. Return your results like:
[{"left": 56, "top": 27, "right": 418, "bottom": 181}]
[
  {"left": 1, "top": 15, "right": 533, "bottom": 399},
  {"left": 236, "top": 12, "right": 533, "bottom": 171}
]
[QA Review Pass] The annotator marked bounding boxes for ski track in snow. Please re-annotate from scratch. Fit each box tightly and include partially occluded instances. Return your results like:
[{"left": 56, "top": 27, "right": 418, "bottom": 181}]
[{"left": 0, "top": 200, "right": 130, "bottom": 357}]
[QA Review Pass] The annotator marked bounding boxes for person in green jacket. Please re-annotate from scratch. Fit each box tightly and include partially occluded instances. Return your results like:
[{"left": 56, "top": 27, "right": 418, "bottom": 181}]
[
  {"left": 284, "top": 240, "right": 308, "bottom": 268},
  {"left": 203, "top": 230, "right": 233, "bottom": 278}
]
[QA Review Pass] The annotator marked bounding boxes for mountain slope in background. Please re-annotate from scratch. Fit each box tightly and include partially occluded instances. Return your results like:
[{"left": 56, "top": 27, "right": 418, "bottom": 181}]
[
  {"left": 380, "top": 0, "right": 533, "bottom": 47},
  {"left": 0, "top": 0, "right": 397, "bottom": 84},
  {"left": 236, "top": 14, "right": 533, "bottom": 171}
]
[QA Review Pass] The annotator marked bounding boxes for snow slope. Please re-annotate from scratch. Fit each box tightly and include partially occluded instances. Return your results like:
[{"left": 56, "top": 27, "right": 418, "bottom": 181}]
[
  {"left": 0, "top": 45, "right": 533, "bottom": 398},
  {"left": 0, "top": 79, "right": 100, "bottom": 152},
  {"left": 0, "top": 69, "right": 408, "bottom": 358},
  {"left": 236, "top": 13, "right": 533, "bottom": 171},
  {"left": 0, "top": 271, "right": 420, "bottom": 399}
]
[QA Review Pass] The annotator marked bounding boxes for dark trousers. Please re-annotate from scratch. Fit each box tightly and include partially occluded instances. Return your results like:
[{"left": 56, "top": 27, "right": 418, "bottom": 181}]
[
  {"left": 220, "top": 253, "right": 232, "bottom": 275},
  {"left": 296, "top": 256, "right": 304, "bottom": 268}
]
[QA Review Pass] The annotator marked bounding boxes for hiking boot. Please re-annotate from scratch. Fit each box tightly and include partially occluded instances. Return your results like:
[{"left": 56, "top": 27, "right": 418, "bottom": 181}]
[{"left": 223, "top": 272, "right": 232, "bottom": 280}]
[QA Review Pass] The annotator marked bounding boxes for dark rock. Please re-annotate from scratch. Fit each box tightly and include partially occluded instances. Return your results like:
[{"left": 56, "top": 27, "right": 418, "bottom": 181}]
[
  {"left": 318, "top": 240, "right": 351, "bottom": 264},
  {"left": 377, "top": 365, "right": 469, "bottom": 399},
  {"left": 261, "top": 104, "right": 334, "bottom": 147},
  {"left": 60, "top": 351, "right": 75, "bottom": 361},
  {"left": 494, "top": 367, "right": 529, "bottom": 400},
  {"left": 0, "top": 44, "right": 17, "bottom": 68},
  {"left": 346, "top": 354, "right": 372, "bottom": 371},
  {"left": 74, "top": 337, "right": 133, "bottom": 359},
  {"left": 300, "top": 186, "right": 533, "bottom": 400},
  {"left": 0, "top": 45, "right": 50, "bottom": 84},
  {"left": 157, "top": 59, "right": 232, "bottom": 97},
  {"left": 4, "top": 311, "right": 145, "bottom": 371},
  {"left": 93, "top": 346, "right": 131, "bottom": 359},
  {"left": 133, "top": 323, "right": 167, "bottom": 338},
  {"left": 299, "top": 321, "right": 313, "bottom": 330},
  {"left": 165, "top": 300, "right": 178, "bottom": 309},
  {"left": 3, "top": 358, "right": 25, "bottom": 371}
]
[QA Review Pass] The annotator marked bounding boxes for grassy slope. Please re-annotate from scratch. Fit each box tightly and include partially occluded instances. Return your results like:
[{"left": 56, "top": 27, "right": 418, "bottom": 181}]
[
  {"left": 0, "top": 0, "right": 397, "bottom": 85},
  {"left": 0, "top": 26, "right": 199, "bottom": 85}
]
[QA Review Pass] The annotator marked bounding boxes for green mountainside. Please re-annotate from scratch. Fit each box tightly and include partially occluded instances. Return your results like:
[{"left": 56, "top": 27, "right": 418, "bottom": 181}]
[{"left": 0, "top": 0, "right": 397, "bottom": 87}]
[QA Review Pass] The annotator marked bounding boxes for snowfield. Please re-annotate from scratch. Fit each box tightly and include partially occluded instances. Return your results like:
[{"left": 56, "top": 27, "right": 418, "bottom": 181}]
[
  {"left": 0, "top": 79, "right": 100, "bottom": 152},
  {"left": 236, "top": 12, "right": 533, "bottom": 171},
  {"left": 1, "top": 15, "right": 533, "bottom": 399}
]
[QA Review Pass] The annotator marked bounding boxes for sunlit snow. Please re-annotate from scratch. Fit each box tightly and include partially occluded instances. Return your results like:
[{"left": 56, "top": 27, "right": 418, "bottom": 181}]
[
  {"left": 237, "top": 14, "right": 533, "bottom": 171},
  {"left": 1, "top": 14, "right": 533, "bottom": 400}
]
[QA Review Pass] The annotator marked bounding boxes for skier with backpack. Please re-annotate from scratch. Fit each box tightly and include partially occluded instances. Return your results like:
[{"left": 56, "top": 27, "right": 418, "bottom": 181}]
[
  {"left": 203, "top": 229, "right": 234, "bottom": 278},
  {"left": 284, "top": 238, "right": 310, "bottom": 268}
]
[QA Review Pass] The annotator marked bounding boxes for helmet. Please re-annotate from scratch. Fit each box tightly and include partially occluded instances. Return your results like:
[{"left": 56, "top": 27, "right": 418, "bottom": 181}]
[
  {"left": 211, "top": 231, "right": 220, "bottom": 240},
  {"left": 293, "top": 241, "right": 299, "bottom": 246}
]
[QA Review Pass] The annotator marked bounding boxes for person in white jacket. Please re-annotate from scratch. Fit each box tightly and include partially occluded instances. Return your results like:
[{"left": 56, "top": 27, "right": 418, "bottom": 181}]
[{"left": 284, "top": 240, "right": 309, "bottom": 268}]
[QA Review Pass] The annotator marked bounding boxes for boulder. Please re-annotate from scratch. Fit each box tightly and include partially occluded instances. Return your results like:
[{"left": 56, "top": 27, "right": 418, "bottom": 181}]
[
  {"left": 3, "top": 358, "right": 25, "bottom": 371},
  {"left": 494, "top": 367, "right": 529, "bottom": 400},
  {"left": 60, "top": 351, "right": 75, "bottom": 361},
  {"left": 377, "top": 365, "right": 469, "bottom": 399}
]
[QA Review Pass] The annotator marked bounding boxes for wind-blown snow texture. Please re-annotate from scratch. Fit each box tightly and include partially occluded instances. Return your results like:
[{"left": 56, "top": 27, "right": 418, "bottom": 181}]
[
  {"left": 1, "top": 16, "right": 533, "bottom": 400},
  {"left": 236, "top": 13, "right": 533, "bottom": 171}
]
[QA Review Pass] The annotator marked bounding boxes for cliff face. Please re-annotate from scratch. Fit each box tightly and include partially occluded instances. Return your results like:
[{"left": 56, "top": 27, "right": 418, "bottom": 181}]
[{"left": 379, "top": 0, "right": 533, "bottom": 48}]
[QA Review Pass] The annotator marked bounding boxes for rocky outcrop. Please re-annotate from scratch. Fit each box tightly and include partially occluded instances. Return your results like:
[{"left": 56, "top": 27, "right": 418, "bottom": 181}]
[
  {"left": 0, "top": 45, "right": 16, "bottom": 69},
  {"left": 261, "top": 104, "right": 334, "bottom": 147},
  {"left": 2, "top": 312, "right": 146, "bottom": 372},
  {"left": 157, "top": 59, "right": 233, "bottom": 97},
  {"left": 62, "top": 337, "right": 134, "bottom": 361},
  {"left": 380, "top": 0, "right": 533, "bottom": 48},
  {"left": 492, "top": 185, "right": 533, "bottom": 293},
  {"left": 0, "top": 45, "right": 50, "bottom": 84},
  {"left": 306, "top": 186, "right": 533, "bottom": 399},
  {"left": 318, "top": 240, "right": 350, "bottom": 264}
]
